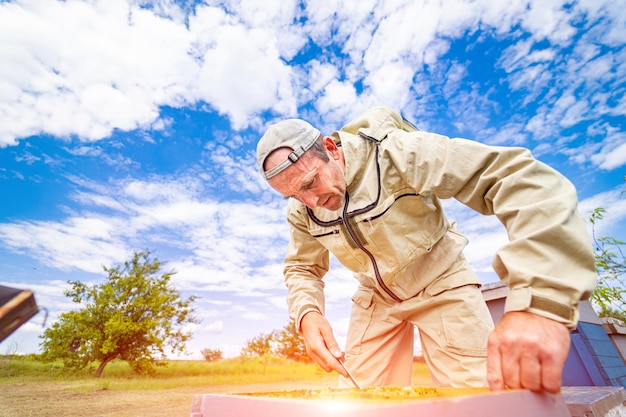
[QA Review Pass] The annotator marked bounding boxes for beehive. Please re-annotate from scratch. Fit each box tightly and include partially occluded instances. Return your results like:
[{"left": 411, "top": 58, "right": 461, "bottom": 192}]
[{"left": 190, "top": 386, "right": 571, "bottom": 417}]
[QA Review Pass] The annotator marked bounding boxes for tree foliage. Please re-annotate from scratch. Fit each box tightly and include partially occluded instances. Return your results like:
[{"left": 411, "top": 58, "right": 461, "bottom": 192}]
[
  {"left": 240, "top": 332, "right": 274, "bottom": 357},
  {"left": 40, "top": 250, "right": 197, "bottom": 377},
  {"left": 201, "top": 348, "right": 224, "bottom": 362},
  {"left": 275, "top": 319, "right": 308, "bottom": 362},
  {"left": 589, "top": 207, "right": 626, "bottom": 321},
  {"left": 240, "top": 319, "right": 308, "bottom": 362}
]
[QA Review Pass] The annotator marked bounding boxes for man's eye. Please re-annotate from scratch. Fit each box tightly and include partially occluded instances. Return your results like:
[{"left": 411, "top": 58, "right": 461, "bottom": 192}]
[{"left": 303, "top": 177, "right": 316, "bottom": 191}]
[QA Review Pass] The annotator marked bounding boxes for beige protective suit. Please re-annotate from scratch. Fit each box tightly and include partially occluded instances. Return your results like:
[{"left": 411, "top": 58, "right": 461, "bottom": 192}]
[{"left": 282, "top": 106, "right": 596, "bottom": 387}]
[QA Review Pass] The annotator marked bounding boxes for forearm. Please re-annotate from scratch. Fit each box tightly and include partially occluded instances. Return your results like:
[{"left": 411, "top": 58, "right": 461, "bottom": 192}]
[
  {"left": 284, "top": 203, "right": 330, "bottom": 329},
  {"left": 486, "top": 157, "right": 596, "bottom": 329}
]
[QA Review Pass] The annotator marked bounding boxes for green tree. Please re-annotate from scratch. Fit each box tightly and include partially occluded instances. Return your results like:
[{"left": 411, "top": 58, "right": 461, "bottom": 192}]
[
  {"left": 201, "top": 348, "right": 223, "bottom": 362},
  {"left": 589, "top": 208, "right": 626, "bottom": 321},
  {"left": 240, "top": 332, "right": 275, "bottom": 372},
  {"left": 240, "top": 320, "right": 308, "bottom": 362},
  {"left": 274, "top": 319, "right": 308, "bottom": 362},
  {"left": 40, "top": 250, "right": 197, "bottom": 377},
  {"left": 240, "top": 332, "right": 274, "bottom": 357}
]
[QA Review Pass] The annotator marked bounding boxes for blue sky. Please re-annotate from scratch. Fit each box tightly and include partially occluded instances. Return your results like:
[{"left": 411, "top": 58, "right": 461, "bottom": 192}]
[{"left": 0, "top": 0, "right": 625, "bottom": 359}]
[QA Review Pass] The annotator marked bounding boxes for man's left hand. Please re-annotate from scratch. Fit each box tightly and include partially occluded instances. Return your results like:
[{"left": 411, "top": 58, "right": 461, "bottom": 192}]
[{"left": 486, "top": 311, "right": 571, "bottom": 393}]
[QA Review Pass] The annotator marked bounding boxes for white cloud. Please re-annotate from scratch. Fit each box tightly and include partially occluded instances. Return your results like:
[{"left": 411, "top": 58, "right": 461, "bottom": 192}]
[
  {"left": 316, "top": 80, "right": 358, "bottom": 115},
  {"left": 484, "top": 123, "right": 528, "bottom": 147},
  {"left": 364, "top": 63, "right": 415, "bottom": 108},
  {"left": 190, "top": 8, "right": 297, "bottom": 127},
  {"left": 0, "top": 219, "right": 130, "bottom": 273},
  {"left": 585, "top": 127, "right": 626, "bottom": 170},
  {"left": 521, "top": 1, "right": 577, "bottom": 43},
  {"left": 323, "top": 264, "right": 358, "bottom": 306},
  {"left": 1, "top": 0, "right": 624, "bottom": 160},
  {"left": 0, "top": 0, "right": 302, "bottom": 145},
  {"left": 598, "top": 141, "right": 626, "bottom": 170},
  {"left": 306, "top": 60, "right": 340, "bottom": 95},
  {"left": 0, "top": 167, "right": 292, "bottom": 298},
  {"left": 442, "top": 199, "right": 507, "bottom": 279},
  {"left": 579, "top": 189, "right": 626, "bottom": 238},
  {"left": 202, "top": 320, "right": 224, "bottom": 334},
  {"left": 0, "top": 0, "right": 197, "bottom": 145},
  {"left": 591, "top": 133, "right": 626, "bottom": 171}
]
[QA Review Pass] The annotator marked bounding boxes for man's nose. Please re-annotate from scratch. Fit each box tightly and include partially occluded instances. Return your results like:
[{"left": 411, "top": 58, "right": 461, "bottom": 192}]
[{"left": 299, "top": 190, "right": 319, "bottom": 208}]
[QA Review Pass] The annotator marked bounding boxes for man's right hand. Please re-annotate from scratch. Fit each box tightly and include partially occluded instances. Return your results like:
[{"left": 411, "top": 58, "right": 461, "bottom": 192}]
[{"left": 300, "top": 311, "right": 348, "bottom": 377}]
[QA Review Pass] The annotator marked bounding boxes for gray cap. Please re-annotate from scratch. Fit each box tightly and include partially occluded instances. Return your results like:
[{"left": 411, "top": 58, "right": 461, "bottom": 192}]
[{"left": 256, "top": 118, "right": 321, "bottom": 180}]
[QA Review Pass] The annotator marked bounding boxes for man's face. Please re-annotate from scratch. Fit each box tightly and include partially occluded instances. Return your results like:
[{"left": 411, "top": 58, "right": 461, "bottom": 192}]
[{"left": 265, "top": 138, "right": 346, "bottom": 211}]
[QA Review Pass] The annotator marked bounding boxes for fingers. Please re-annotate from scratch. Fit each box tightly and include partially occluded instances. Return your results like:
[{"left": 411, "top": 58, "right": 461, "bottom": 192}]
[
  {"left": 487, "top": 312, "right": 570, "bottom": 393},
  {"left": 318, "top": 324, "right": 346, "bottom": 375},
  {"left": 489, "top": 335, "right": 542, "bottom": 392},
  {"left": 321, "top": 326, "right": 345, "bottom": 360},
  {"left": 540, "top": 347, "right": 566, "bottom": 394},
  {"left": 486, "top": 333, "right": 504, "bottom": 391},
  {"left": 519, "top": 351, "right": 542, "bottom": 392},
  {"left": 300, "top": 311, "right": 346, "bottom": 376},
  {"left": 308, "top": 339, "right": 343, "bottom": 373}
]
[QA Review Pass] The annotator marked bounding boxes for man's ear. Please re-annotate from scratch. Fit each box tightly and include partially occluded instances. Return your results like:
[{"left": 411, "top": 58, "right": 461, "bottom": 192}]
[{"left": 323, "top": 136, "right": 341, "bottom": 159}]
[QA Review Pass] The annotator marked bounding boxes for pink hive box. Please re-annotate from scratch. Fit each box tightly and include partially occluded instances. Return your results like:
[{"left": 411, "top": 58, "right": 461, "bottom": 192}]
[{"left": 190, "top": 387, "right": 571, "bottom": 417}]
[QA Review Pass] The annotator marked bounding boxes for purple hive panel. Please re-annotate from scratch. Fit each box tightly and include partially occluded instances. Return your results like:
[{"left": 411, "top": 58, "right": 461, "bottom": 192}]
[{"left": 190, "top": 388, "right": 571, "bottom": 417}]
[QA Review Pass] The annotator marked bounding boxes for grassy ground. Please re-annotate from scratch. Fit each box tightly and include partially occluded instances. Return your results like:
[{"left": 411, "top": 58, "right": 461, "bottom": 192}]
[{"left": 0, "top": 356, "right": 433, "bottom": 417}]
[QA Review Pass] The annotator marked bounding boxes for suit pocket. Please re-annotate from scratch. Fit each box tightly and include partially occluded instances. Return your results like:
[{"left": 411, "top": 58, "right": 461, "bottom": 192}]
[{"left": 345, "top": 287, "right": 376, "bottom": 355}]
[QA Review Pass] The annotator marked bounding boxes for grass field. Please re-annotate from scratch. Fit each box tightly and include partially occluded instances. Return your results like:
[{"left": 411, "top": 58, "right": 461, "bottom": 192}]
[{"left": 0, "top": 355, "right": 433, "bottom": 417}]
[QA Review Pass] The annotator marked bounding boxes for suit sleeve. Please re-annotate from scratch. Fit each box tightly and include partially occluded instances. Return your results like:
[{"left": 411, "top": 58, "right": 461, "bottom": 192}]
[
  {"left": 283, "top": 200, "right": 330, "bottom": 330},
  {"left": 394, "top": 130, "right": 597, "bottom": 329}
]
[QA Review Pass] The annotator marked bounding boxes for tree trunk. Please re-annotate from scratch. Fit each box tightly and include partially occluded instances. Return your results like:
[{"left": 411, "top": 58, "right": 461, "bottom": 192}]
[{"left": 94, "top": 357, "right": 113, "bottom": 377}]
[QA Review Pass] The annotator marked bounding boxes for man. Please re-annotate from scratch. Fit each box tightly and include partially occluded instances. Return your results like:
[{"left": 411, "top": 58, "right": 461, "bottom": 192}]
[{"left": 256, "top": 106, "right": 596, "bottom": 393}]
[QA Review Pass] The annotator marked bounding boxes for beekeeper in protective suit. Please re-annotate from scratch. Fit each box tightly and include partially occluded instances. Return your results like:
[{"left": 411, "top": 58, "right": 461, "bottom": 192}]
[{"left": 256, "top": 106, "right": 596, "bottom": 393}]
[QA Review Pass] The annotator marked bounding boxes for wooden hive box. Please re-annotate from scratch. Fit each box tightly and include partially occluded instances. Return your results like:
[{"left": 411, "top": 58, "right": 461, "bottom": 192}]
[{"left": 190, "top": 386, "right": 572, "bottom": 417}]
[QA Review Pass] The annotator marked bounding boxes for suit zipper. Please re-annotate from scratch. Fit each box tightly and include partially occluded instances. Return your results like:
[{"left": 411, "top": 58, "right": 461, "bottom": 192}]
[{"left": 341, "top": 194, "right": 402, "bottom": 302}]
